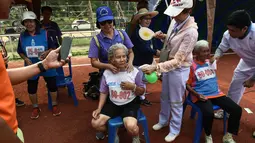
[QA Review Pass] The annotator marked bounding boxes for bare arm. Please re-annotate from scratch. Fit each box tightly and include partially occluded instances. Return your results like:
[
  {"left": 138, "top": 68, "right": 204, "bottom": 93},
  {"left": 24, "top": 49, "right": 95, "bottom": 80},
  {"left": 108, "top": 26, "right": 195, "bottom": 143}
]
[
  {"left": 186, "top": 84, "right": 200, "bottom": 97},
  {"left": 7, "top": 62, "right": 41, "bottom": 85},
  {"left": 127, "top": 48, "right": 134, "bottom": 65},
  {"left": 90, "top": 58, "right": 110, "bottom": 70},
  {"left": 8, "top": 48, "right": 65, "bottom": 85},
  {"left": 97, "top": 93, "right": 107, "bottom": 110}
]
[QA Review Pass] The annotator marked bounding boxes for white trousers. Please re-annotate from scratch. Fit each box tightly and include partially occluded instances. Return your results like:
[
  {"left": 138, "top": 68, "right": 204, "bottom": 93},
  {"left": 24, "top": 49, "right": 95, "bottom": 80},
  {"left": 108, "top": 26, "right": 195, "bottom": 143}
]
[
  {"left": 158, "top": 67, "right": 190, "bottom": 135},
  {"left": 228, "top": 59, "right": 255, "bottom": 104}
]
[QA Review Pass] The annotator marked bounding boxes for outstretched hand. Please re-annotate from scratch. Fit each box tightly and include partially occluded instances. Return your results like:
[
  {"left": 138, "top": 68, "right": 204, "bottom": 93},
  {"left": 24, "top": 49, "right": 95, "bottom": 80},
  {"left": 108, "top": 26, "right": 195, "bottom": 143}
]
[
  {"left": 140, "top": 60, "right": 157, "bottom": 74},
  {"left": 42, "top": 48, "right": 67, "bottom": 70}
]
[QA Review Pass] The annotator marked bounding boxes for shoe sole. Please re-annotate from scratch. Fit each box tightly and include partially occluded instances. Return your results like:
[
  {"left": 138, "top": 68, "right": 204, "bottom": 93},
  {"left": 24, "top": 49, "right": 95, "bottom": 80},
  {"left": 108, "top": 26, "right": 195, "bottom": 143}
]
[
  {"left": 53, "top": 111, "right": 62, "bottom": 116},
  {"left": 16, "top": 103, "right": 25, "bottom": 107},
  {"left": 30, "top": 115, "right": 39, "bottom": 119},
  {"left": 96, "top": 135, "right": 105, "bottom": 140}
]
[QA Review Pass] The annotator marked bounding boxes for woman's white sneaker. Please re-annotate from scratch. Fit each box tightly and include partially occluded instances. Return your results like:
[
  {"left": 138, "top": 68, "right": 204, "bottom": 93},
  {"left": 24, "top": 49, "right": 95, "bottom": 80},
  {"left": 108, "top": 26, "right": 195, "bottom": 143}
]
[
  {"left": 164, "top": 133, "right": 179, "bottom": 142},
  {"left": 152, "top": 123, "right": 167, "bottom": 131}
]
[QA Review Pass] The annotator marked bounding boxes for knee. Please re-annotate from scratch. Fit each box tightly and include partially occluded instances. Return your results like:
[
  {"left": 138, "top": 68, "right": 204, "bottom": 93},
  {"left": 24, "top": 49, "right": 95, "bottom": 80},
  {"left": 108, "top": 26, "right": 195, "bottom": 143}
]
[
  {"left": 126, "top": 121, "right": 139, "bottom": 134},
  {"left": 91, "top": 119, "right": 105, "bottom": 129}
]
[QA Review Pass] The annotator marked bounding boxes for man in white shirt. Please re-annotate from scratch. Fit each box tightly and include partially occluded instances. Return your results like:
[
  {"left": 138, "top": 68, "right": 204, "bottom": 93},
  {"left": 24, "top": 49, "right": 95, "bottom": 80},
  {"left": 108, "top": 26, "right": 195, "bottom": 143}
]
[{"left": 212, "top": 10, "right": 255, "bottom": 119}]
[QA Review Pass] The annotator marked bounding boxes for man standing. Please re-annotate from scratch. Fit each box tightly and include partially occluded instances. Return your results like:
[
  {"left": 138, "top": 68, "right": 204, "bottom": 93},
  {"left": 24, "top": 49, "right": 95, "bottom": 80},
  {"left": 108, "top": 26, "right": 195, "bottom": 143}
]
[
  {"left": 41, "top": 6, "right": 62, "bottom": 48},
  {"left": 212, "top": 10, "right": 255, "bottom": 118}
]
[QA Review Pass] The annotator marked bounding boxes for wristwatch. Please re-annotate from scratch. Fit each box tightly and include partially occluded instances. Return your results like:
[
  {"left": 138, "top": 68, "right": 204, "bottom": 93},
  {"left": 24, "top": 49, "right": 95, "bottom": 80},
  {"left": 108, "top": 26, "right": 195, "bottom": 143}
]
[{"left": 37, "top": 62, "right": 46, "bottom": 72}]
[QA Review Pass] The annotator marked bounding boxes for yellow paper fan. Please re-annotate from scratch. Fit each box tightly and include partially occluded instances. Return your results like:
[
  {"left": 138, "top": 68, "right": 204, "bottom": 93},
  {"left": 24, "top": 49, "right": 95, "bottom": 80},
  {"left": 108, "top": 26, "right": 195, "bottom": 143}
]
[{"left": 139, "top": 27, "right": 155, "bottom": 41}]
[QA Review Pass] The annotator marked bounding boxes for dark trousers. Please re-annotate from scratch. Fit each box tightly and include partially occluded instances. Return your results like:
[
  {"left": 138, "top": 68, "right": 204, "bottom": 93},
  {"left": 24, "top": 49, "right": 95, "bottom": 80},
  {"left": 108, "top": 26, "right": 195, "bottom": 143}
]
[{"left": 195, "top": 96, "right": 242, "bottom": 136}]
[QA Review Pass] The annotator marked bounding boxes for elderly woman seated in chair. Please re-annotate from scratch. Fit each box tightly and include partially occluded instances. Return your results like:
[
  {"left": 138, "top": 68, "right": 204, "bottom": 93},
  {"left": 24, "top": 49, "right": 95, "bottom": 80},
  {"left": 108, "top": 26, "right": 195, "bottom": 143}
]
[
  {"left": 91, "top": 43, "right": 145, "bottom": 143},
  {"left": 186, "top": 40, "right": 242, "bottom": 143}
]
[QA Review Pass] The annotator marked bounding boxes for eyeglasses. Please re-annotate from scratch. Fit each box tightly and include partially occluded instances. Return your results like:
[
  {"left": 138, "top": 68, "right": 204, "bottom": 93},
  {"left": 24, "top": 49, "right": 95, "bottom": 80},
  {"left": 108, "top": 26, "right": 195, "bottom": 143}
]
[{"left": 99, "top": 20, "right": 113, "bottom": 26}]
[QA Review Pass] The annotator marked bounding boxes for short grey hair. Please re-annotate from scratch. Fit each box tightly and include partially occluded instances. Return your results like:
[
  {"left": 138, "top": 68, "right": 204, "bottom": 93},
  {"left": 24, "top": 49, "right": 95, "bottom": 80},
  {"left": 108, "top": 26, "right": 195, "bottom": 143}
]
[
  {"left": 108, "top": 43, "right": 128, "bottom": 61},
  {"left": 194, "top": 40, "right": 209, "bottom": 53}
]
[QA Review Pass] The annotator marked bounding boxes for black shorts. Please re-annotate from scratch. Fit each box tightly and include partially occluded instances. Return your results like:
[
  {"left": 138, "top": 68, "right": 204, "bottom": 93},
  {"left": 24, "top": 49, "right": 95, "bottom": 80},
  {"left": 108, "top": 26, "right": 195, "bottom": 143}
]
[
  {"left": 101, "top": 97, "right": 140, "bottom": 119},
  {"left": 27, "top": 76, "right": 57, "bottom": 94}
]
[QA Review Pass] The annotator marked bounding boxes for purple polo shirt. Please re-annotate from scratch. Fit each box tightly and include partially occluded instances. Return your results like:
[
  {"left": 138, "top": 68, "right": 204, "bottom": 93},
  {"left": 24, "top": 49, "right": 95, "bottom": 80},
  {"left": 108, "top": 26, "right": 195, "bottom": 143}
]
[{"left": 88, "top": 29, "right": 133, "bottom": 63}]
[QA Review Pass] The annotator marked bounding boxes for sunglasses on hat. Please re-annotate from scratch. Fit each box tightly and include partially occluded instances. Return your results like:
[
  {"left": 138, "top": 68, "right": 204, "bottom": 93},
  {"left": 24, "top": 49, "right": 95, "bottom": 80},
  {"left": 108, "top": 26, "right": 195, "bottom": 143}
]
[{"left": 99, "top": 20, "right": 113, "bottom": 26}]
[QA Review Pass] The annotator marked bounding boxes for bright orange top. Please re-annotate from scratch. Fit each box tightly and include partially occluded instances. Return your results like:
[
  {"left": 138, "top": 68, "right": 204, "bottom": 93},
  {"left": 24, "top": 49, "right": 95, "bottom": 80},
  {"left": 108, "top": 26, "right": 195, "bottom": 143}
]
[{"left": 0, "top": 56, "right": 18, "bottom": 133}]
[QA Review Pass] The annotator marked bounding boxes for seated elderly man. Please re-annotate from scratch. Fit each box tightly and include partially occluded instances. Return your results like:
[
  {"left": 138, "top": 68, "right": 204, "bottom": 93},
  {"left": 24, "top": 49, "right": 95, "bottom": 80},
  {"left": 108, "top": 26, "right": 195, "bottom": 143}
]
[
  {"left": 186, "top": 40, "right": 242, "bottom": 143},
  {"left": 91, "top": 43, "right": 145, "bottom": 143}
]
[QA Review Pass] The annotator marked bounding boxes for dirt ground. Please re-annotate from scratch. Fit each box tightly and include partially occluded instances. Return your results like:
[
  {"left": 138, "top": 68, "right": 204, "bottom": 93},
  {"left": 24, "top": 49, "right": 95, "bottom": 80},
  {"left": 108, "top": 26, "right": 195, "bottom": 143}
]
[{"left": 10, "top": 54, "right": 255, "bottom": 143}]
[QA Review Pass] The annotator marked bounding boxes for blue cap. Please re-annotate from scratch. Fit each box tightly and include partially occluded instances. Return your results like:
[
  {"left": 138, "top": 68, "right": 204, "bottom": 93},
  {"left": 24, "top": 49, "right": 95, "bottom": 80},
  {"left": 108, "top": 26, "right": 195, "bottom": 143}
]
[{"left": 96, "top": 6, "right": 114, "bottom": 22}]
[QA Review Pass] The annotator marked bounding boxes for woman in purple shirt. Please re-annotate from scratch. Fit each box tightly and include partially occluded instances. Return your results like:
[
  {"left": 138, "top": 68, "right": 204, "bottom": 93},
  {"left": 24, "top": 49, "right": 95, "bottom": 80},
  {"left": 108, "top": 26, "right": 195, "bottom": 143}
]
[
  {"left": 89, "top": 6, "right": 135, "bottom": 140},
  {"left": 88, "top": 6, "right": 134, "bottom": 74}
]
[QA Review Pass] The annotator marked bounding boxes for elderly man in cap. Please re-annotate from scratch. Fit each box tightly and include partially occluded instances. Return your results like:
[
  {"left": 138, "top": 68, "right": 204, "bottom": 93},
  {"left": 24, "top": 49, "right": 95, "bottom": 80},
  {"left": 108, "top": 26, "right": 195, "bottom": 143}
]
[
  {"left": 128, "top": 8, "right": 160, "bottom": 106},
  {"left": 0, "top": 0, "right": 67, "bottom": 142}
]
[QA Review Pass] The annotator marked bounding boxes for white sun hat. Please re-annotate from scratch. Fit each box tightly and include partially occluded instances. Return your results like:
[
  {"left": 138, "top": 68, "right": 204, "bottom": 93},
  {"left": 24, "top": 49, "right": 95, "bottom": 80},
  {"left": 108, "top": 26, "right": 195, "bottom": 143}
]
[
  {"left": 164, "top": 0, "right": 193, "bottom": 17},
  {"left": 21, "top": 11, "right": 40, "bottom": 25}
]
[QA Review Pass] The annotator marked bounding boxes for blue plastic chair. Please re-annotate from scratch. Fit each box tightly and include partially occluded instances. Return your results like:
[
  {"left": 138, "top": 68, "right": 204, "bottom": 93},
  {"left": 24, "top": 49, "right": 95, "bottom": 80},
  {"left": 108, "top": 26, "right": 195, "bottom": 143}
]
[
  {"left": 183, "top": 93, "right": 227, "bottom": 143},
  {"left": 48, "top": 57, "right": 78, "bottom": 110},
  {"left": 108, "top": 108, "right": 150, "bottom": 143}
]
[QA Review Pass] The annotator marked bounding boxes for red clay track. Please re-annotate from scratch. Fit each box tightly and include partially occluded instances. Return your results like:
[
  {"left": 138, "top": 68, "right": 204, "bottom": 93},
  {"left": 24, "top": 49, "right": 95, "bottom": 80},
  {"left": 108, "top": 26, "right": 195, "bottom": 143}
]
[{"left": 10, "top": 55, "right": 255, "bottom": 143}]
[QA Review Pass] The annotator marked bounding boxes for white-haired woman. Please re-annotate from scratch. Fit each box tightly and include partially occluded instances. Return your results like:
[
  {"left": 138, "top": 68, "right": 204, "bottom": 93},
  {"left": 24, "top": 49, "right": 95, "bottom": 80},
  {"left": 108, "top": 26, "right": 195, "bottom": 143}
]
[
  {"left": 186, "top": 40, "right": 242, "bottom": 142},
  {"left": 91, "top": 43, "right": 145, "bottom": 143}
]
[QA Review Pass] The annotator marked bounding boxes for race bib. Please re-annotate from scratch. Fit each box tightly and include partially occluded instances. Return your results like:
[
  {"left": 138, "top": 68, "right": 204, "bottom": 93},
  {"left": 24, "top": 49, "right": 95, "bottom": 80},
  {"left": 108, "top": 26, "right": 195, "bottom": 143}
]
[
  {"left": 109, "top": 86, "right": 132, "bottom": 101},
  {"left": 26, "top": 46, "right": 45, "bottom": 58},
  {"left": 195, "top": 67, "right": 216, "bottom": 81}
]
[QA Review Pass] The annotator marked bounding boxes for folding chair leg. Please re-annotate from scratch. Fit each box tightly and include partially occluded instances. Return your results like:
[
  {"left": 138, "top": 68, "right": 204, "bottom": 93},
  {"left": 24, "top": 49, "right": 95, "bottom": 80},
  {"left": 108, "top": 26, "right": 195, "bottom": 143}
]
[
  {"left": 67, "top": 83, "right": 78, "bottom": 106},
  {"left": 47, "top": 90, "right": 53, "bottom": 110},
  {"left": 190, "top": 107, "right": 196, "bottom": 119},
  {"left": 194, "top": 110, "right": 203, "bottom": 143},
  {"left": 108, "top": 125, "right": 118, "bottom": 143},
  {"left": 140, "top": 118, "right": 150, "bottom": 143}
]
